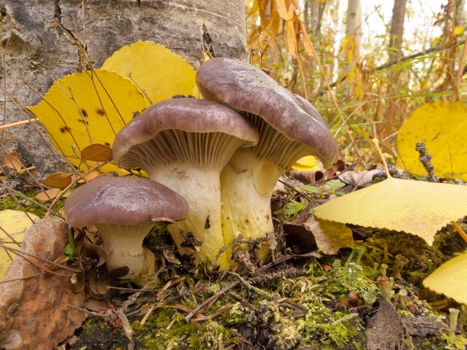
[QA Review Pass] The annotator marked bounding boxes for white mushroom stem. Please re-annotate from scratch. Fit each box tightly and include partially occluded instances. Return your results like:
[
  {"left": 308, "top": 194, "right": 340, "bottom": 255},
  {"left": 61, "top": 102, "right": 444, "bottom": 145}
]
[
  {"left": 95, "top": 223, "right": 155, "bottom": 280},
  {"left": 149, "top": 163, "right": 229, "bottom": 268},
  {"left": 221, "top": 151, "right": 285, "bottom": 259}
]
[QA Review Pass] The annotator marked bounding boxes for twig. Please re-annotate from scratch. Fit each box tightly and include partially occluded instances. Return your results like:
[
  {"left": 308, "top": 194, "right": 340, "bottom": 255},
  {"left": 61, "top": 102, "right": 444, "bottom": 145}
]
[
  {"left": 0, "top": 274, "right": 39, "bottom": 285},
  {"left": 115, "top": 308, "right": 134, "bottom": 350},
  {"left": 451, "top": 221, "right": 467, "bottom": 243},
  {"left": 278, "top": 178, "right": 313, "bottom": 202},
  {"left": 140, "top": 305, "right": 155, "bottom": 326},
  {"left": 185, "top": 280, "right": 239, "bottom": 322},
  {"left": 0, "top": 118, "right": 39, "bottom": 130}
]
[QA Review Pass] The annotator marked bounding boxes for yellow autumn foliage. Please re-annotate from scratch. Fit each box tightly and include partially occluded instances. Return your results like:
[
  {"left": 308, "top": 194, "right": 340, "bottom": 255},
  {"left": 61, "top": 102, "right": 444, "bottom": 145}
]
[
  {"left": 397, "top": 102, "right": 467, "bottom": 181},
  {"left": 314, "top": 177, "right": 467, "bottom": 245},
  {"left": 101, "top": 41, "right": 198, "bottom": 102},
  {"left": 28, "top": 70, "right": 149, "bottom": 173},
  {"left": 423, "top": 252, "right": 467, "bottom": 305},
  {"left": 0, "top": 210, "right": 40, "bottom": 279}
]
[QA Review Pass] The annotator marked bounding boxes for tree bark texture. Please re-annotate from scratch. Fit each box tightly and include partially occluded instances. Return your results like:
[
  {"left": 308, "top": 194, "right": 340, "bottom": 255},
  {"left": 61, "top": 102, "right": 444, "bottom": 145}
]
[
  {"left": 387, "top": 0, "right": 407, "bottom": 63},
  {"left": 0, "top": 0, "right": 246, "bottom": 177},
  {"left": 380, "top": 0, "right": 407, "bottom": 137}
]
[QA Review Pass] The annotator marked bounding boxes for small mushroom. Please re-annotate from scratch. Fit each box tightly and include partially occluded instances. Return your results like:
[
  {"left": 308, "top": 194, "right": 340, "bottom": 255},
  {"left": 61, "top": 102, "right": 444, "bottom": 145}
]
[
  {"left": 64, "top": 176, "right": 188, "bottom": 280},
  {"left": 112, "top": 98, "right": 258, "bottom": 267},
  {"left": 196, "top": 58, "right": 339, "bottom": 256}
]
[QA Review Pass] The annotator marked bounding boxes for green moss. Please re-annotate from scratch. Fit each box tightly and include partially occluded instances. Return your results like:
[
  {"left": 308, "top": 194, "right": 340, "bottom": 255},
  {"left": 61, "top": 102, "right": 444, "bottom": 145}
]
[{"left": 133, "top": 307, "right": 240, "bottom": 349}]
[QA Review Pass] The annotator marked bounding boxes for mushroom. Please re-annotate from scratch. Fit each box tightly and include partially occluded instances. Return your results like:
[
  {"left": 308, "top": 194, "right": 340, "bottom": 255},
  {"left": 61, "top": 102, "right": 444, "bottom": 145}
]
[
  {"left": 196, "top": 58, "right": 339, "bottom": 256},
  {"left": 112, "top": 98, "right": 259, "bottom": 267},
  {"left": 64, "top": 176, "right": 188, "bottom": 280}
]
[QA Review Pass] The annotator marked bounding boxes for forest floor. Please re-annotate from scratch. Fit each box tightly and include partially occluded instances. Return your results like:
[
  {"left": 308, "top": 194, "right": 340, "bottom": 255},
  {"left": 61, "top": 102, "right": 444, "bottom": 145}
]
[{"left": 1, "top": 169, "right": 466, "bottom": 350}]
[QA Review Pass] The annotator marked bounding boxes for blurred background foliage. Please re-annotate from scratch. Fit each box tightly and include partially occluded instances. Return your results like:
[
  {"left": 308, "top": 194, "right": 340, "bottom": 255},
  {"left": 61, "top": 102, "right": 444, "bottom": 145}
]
[{"left": 245, "top": 0, "right": 466, "bottom": 168}]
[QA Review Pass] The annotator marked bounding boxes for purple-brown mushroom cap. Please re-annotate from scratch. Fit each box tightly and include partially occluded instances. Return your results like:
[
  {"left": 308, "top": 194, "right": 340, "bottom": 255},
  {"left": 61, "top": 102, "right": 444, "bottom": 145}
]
[
  {"left": 196, "top": 57, "right": 339, "bottom": 167},
  {"left": 64, "top": 176, "right": 188, "bottom": 227}
]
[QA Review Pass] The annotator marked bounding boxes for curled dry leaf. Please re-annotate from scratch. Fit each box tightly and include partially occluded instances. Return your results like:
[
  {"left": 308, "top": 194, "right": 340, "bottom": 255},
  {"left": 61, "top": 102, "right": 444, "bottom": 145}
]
[
  {"left": 0, "top": 217, "right": 86, "bottom": 350},
  {"left": 80, "top": 144, "right": 113, "bottom": 162},
  {"left": 338, "top": 169, "right": 381, "bottom": 188},
  {"left": 43, "top": 172, "right": 73, "bottom": 188},
  {"left": 4, "top": 152, "right": 24, "bottom": 171},
  {"left": 367, "top": 298, "right": 406, "bottom": 350}
]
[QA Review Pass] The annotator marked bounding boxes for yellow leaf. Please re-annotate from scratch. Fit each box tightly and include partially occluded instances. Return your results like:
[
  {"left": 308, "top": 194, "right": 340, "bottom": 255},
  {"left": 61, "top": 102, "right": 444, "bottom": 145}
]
[
  {"left": 43, "top": 172, "right": 73, "bottom": 188},
  {"left": 299, "top": 21, "right": 314, "bottom": 57},
  {"left": 314, "top": 177, "right": 467, "bottom": 245},
  {"left": 454, "top": 26, "right": 464, "bottom": 36},
  {"left": 101, "top": 41, "right": 197, "bottom": 104},
  {"left": 423, "top": 252, "right": 467, "bottom": 304},
  {"left": 275, "top": 0, "right": 293, "bottom": 20},
  {"left": 0, "top": 210, "right": 39, "bottom": 278},
  {"left": 292, "top": 155, "right": 320, "bottom": 171},
  {"left": 28, "top": 70, "right": 149, "bottom": 174},
  {"left": 285, "top": 20, "right": 298, "bottom": 56},
  {"left": 396, "top": 102, "right": 467, "bottom": 180},
  {"left": 303, "top": 216, "right": 354, "bottom": 254},
  {"left": 80, "top": 144, "right": 113, "bottom": 162}
]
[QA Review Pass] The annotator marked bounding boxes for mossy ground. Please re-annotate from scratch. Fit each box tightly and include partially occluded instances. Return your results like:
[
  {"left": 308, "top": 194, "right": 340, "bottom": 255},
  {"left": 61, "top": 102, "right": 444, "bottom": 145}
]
[
  {"left": 2, "top": 184, "right": 465, "bottom": 350},
  {"left": 66, "top": 226, "right": 465, "bottom": 350}
]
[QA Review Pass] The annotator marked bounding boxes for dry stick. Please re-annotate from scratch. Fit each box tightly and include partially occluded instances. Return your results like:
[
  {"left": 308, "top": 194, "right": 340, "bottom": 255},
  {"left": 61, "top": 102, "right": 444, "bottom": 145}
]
[
  {"left": 451, "top": 221, "right": 467, "bottom": 243},
  {"left": 0, "top": 84, "right": 75, "bottom": 165},
  {"left": 185, "top": 280, "right": 239, "bottom": 322},
  {"left": 1, "top": 181, "right": 57, "bottom": 215},
  {"left": 0, "top": 274, "right": 39, "bottom": 285},
  {"left": 45, "top": 160, "right": 111, "bottom": 217},
  {"left": 3, "top": 245, "right": 81, "bottom": 273},
  {"left": 278, "top": 178, "right": 313, "bottom": 202},
  {"left": 186, "top": 253, "right": 298, "bottom": 322},
  {"left": 0, "top": 118, "right": 39, "bottom": 130}
]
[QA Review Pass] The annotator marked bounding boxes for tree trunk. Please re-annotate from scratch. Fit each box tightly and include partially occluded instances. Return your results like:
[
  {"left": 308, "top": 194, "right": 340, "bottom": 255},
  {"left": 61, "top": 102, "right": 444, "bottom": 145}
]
[
  {"left": 380, "top": 0, "right": 407, "bottom": 137},
  {"left": 340, "top": 0, "right": 361, "bottom": 95},
  {"left": 0, "top": 0, "right": 246, "bottom": 177}
]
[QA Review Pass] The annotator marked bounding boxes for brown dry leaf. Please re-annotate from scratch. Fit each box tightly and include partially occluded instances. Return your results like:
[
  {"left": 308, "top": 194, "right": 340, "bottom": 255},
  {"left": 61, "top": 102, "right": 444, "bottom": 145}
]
[
  {"left": 367, "top": 299, "right": 406, "bottom": 350},
  {"left": 4, "top": 152, "right": 24, "bottom": 171},
  {"left": 338, "top": 169, "right": 380, "bottom": 188},
  {"left": 43, "top": 172, "right": 73, "bottom": 188},
  {"left": 0, "top": 217, "right": 86, "bottom": 350},
  {"left": 80, "top": 143, "right": 113, "bottom": 162},
  {"left": 302, "top": 216, "right": 354, "bottom": 254},
  {"left": 35, "top": 188, "right": 60, "bottom": 202},
  {"left": 83, "top": 170, "right": 101, "bottom": 182}
]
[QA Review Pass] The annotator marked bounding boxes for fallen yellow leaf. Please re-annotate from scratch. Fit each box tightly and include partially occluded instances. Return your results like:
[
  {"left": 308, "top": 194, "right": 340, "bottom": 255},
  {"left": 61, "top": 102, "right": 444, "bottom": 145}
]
[
  {"left": 397, "top": 102, "right": 467, "bottom": 181},
  {"left": 292, "top": 155, "right": 320, "bottom": 171},
  {"left": 423, "top": 252, "right": 467, "bottom": 305},
  {"left": 28, "top": 70, "right": 149, "bottom": 174},
  {"left": 101, "top": 41, "right": 197, "bottom": 104},
  {"left": 0, "top": 210, "right": 40, "bottom": 278},
  {"left": 314, "top": 177, "right": 467, "bottom": 245},
  {"left": 303, "top": 216, "right": 354, "bottom": 254}
]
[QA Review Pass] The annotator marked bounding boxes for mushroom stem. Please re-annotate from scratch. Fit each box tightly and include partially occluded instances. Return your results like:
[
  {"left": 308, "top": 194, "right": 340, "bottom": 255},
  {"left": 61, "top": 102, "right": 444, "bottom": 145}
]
[
  {"left": 95, "top": 223, "right": 155, "bottom": 279},
  {"left": 149, "top": 163, "right": 228, "bottom": 268},
  {"left": 221, "top": 151, "right": 284, "bottom": 259}
]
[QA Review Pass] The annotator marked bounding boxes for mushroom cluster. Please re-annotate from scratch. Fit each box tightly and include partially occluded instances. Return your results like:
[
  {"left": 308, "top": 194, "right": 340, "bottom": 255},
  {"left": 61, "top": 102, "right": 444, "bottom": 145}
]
[{"left": 63, "top": 58, "right": 338, "bottom": 277}]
